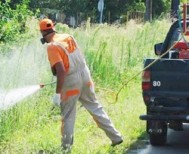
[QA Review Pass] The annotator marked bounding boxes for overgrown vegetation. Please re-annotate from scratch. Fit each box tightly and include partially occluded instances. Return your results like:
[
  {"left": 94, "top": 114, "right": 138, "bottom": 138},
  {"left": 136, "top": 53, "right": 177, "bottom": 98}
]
[
  {"left": 0, "top": 18, "right": 172, "bottom": 153},
  {"left": 0, "top": 0, "right": 175, "bottom": 45},
  {"left": 0, "top": 0, "right": 35, "bottom": 43}
]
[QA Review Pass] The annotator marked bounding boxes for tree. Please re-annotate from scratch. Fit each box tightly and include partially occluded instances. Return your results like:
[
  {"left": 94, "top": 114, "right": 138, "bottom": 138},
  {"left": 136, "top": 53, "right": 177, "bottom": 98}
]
[
  {"left": 171, "top": 0, "right": 180, "bottom": 18},
  {"left": 144, "top": 0, "right": 172, "bottom": 21},
  {"left": 145, "top": 0, "right": 152, "bottom": 21},
  {"left": 26, "top": 0, "right": 174, "bottom": 23},
  {"left": 0, "top": 0, "right": 33, "bottom": 42}
]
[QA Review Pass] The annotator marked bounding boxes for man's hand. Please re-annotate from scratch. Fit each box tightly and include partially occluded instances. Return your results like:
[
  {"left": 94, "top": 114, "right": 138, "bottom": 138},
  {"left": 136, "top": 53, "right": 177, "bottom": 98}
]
[{"left": 52, "top": 93, "right": 61, "bottom": 106}]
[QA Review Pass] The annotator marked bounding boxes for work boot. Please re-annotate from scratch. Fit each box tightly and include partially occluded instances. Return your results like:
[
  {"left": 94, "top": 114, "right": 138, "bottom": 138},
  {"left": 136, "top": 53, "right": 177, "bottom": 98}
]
[{"left": 111, "top": 139, "right": 123, "bottom": 147}]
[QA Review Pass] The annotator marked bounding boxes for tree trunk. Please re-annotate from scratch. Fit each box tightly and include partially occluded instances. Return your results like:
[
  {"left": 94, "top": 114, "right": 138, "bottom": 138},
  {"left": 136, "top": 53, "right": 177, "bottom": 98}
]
[
  {"left": 171, "top": 0, "right": 180, "bottom": 19},
  {"left": 145, "top": 0, "right": 152, "bottom": 22}
]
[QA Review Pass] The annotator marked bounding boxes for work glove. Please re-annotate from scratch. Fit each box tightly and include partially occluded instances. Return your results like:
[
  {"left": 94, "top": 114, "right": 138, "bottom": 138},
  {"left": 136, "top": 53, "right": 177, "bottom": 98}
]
[{"left": 52, "top": 93, "right": 61, "bottom": 106}]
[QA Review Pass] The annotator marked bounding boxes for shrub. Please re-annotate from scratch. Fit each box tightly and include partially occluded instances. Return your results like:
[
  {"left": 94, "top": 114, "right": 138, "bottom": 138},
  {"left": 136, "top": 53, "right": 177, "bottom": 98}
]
[{"left": 0, "top": 0, "right": 34, "bottom": 43}]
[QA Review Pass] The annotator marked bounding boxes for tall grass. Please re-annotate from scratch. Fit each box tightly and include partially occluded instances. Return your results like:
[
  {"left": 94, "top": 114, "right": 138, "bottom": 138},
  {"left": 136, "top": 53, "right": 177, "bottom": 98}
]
[{"left": 0, "top": 19, "right": 171, "bottom": 153}]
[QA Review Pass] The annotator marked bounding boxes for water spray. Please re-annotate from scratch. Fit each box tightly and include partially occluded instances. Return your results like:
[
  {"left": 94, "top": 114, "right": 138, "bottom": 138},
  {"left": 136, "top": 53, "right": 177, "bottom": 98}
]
[{"left": 0, "top": 81, "right": 56, "bottom": 110}]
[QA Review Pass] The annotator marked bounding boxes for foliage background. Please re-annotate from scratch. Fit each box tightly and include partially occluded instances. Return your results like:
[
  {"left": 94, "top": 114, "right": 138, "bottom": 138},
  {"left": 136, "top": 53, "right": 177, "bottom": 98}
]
[{"left": 0, "top": 0, "right": 178, "bottom": 44}]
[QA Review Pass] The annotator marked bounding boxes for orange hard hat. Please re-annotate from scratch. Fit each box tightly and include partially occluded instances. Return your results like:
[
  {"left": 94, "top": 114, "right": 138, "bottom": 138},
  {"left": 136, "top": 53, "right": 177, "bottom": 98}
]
[{"left": 39, "top": 18, "right": 54, "bottom": 31}]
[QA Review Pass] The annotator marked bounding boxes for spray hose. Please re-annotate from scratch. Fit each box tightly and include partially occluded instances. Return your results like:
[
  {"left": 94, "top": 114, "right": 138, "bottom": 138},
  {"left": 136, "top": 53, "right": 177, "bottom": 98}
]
[
  {"left": 40, "top": 81, "right": 56, "bottom": 88},
  {"left": 115, "top": 26, "right": 189, "bottom": 102}
]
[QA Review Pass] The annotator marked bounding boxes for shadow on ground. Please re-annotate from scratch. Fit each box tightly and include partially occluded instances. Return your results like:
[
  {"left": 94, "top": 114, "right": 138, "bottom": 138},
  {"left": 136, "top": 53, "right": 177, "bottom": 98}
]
[
  {"left": 122, "top": 124, "right": 189, "bottom": 154},
  {"left": 123, "top": 131, "right": 148, "bottom": 154}
]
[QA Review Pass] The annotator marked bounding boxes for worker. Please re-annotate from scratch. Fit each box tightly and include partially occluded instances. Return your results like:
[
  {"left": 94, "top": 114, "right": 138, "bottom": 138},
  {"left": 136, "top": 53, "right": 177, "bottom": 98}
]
[{"left": 39, "top": 18, "right": 123, "bottom": 151}]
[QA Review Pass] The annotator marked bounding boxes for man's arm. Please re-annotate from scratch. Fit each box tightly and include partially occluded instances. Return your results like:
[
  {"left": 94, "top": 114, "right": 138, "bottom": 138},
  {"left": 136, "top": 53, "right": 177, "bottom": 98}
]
[
  {"left": 51, "top": 66, "right": 56, "bottom": 76},
  {"left": 54, "top": 61, "right": 65, "bottom": 93}
]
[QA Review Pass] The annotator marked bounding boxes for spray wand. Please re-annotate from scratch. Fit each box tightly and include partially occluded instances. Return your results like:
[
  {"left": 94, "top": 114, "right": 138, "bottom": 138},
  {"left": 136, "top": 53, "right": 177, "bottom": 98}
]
[{"left": 40, "top": 81, "right": 56, "bottom": 88}]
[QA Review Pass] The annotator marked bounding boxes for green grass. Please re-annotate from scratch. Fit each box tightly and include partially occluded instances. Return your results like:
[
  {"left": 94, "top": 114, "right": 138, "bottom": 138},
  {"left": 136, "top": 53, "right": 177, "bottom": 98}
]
[
  {"left": 0, "top": 18, "right": 172, "bottom": 153},
  {"left": 0, "top": 84, "right": 145, "bottom": 154}
]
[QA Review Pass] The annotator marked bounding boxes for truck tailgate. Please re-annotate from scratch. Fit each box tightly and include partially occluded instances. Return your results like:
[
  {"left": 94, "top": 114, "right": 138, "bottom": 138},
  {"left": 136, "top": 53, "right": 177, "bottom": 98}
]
[{"left": 145, "top": 59, "right": 189, "bottom": 95}]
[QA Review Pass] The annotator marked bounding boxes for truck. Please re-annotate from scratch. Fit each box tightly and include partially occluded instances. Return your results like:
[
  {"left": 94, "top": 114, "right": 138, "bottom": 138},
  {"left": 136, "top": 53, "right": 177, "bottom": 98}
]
[{"left": 140, "top": 4, "right": 189, "bottom": 146}]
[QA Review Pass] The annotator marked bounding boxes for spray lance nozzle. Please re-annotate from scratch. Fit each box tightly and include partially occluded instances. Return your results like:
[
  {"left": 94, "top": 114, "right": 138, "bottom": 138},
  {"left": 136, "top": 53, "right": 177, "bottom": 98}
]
[{"left": 40, "top": 81, "right": 56, "bottom": 88}]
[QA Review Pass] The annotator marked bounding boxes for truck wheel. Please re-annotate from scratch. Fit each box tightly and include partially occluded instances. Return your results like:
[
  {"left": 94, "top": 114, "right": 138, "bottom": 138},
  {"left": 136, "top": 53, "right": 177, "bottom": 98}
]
[
  {"left": 150, "top": 132, "right": 167, "bottom": 146},
  {"left": 148, "top": 121, "right": 167, "bottom": 146}
]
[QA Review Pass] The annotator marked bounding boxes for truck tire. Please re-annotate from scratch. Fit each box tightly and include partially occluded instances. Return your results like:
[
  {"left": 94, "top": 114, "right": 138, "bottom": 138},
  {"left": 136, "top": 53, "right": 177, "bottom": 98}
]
[
  {"left": 150, "top": 132, "right": 167, "bottom": 146},
  {"left": 148, "top": 121, "right": 167, "bottom": 146}
]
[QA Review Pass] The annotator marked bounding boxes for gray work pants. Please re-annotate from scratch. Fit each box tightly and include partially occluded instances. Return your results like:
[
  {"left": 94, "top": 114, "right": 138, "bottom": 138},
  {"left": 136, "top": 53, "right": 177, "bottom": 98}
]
[{"left": 60, "top": 66, "right": 122, "bottom": 149}]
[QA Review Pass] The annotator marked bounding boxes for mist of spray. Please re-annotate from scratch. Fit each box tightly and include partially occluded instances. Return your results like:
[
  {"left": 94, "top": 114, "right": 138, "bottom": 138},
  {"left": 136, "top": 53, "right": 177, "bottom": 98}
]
[
  {"left": 0, "top": 38, "right": 50, "bottom": 110},
  {"left": 0, "top": 85, "right": 41, "bottom": 110}
]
